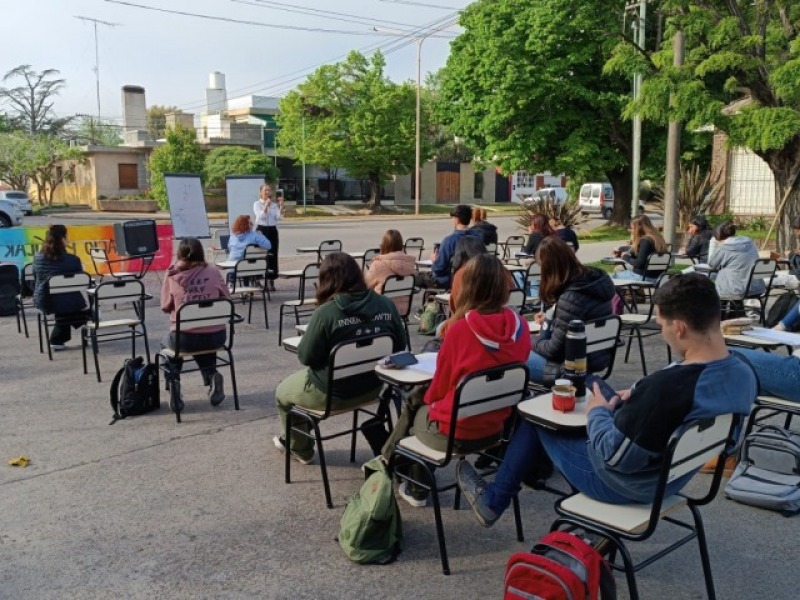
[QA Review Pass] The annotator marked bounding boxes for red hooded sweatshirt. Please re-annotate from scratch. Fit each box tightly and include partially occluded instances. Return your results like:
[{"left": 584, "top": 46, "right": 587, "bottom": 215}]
[{"left": 426, "top": 308, "right": 531, "bottom": 440}]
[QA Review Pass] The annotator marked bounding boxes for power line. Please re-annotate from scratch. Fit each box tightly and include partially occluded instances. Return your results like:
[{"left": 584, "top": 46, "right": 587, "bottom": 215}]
[
  {"left": 105, "top": 0, "right": 421, "bottom": 36},
  {"left": 230, "top": 0, "right": 452, "bottom": 33},
  {"left": 378, "top": 0, "right": 464, "bottom": 9}
]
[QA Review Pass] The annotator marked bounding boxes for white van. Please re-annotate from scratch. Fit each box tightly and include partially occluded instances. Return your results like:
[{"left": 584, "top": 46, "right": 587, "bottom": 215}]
[
  {"left": 523, "top": 187, "right": 568, "bottom": 206},
  {"left": 579, "top": 182, "right": 615, "bottom": 219}
]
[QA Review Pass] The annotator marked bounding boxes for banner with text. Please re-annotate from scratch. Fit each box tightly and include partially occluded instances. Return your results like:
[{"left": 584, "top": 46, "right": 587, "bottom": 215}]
[{"left": 0, "top": 224, "right": 174, "bottom": 273}]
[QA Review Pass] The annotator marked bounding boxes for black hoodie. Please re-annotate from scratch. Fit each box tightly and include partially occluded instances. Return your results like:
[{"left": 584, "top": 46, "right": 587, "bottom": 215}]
[{"left": 534, "top": 267, "right": 616, "bottom": 384}]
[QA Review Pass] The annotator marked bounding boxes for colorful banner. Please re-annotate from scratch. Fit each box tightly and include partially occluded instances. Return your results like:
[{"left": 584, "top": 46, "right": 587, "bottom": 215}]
[{"left": 0, "top": 224, "right": 174, "bottom": 274}]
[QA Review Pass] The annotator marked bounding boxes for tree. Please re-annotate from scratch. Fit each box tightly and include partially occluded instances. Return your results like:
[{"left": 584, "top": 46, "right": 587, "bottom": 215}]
[
  {"left": 277, "top": 51, "right": 420, "bottom": 208},
  {"left": 71, "top": 115, "right": 122, "bottom": 146},
  {"left": 204, "top": 146, "right": 279, "bottom": 189},
  {"left": 25, "top": 135, "right": 83, "bottom": 205},
  {"left": 147, "top": 105, "right": 178, "bottom": 140},
  {"left": 0, "top": 65, "right": 72, "bottom": 135},
  {"left": 606, "top": 1, "right": 800, "bottom": 250},
  {"left": 148, "top": 126, "right": 205, "bottom": 209},
  {"left": 0, "top": 132, "right": 39, "bottom": 191}
]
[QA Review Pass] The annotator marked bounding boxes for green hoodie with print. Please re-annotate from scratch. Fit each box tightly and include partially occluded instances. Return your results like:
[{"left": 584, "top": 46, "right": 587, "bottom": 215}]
[{"left": 297, "top": 289, "right": 406, "bottom": 400}]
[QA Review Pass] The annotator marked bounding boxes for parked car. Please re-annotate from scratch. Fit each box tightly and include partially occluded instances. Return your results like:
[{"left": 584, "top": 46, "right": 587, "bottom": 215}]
[
  {"left": 0, "top": 190, "right": 33, "bottom": 215},
  {"left": 523, "top": 187, "right": 568, "bottom": 206},
  {"left": 578, "top": 182, "right": 615, "bottom": 219},
  {"left": 0, "top": 199, "right": 24, "bottom": 228}
]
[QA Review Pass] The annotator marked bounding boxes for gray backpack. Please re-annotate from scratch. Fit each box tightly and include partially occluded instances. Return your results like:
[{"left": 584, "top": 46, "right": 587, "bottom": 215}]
[{"left": 724, "top": 425, "right": 800, "bottom": 516}]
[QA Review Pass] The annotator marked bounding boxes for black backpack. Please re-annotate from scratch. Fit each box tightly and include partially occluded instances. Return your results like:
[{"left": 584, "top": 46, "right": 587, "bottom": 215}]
[
  {"left": 109, "top": 357, "right": 160, "bottom": 424},
  {"left": 765, "top": 291, "right": 800, "bottom": 329},
  {"left": 0, "top": 265, "right": 20, "bottom": 317}
]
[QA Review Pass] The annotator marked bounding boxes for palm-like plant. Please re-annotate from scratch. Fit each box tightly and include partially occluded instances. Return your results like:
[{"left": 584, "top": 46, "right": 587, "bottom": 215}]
[
  {"left": 649, "top": 164, "right": 723, "bottom": 230},
  {"left": 515, "top": 197, "right": 587, "bottom": 231}
]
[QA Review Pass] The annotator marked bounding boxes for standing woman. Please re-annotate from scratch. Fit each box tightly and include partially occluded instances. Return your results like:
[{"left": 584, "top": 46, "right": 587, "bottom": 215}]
[
  {"left": 161, "top": 238, "right": 231, "bottom": 411},
  {"left": 33, "top": 224, "right": 90, "bottom": 351},
  {"left": 253, "top": 183, "right": 284, "bottom": 291}
]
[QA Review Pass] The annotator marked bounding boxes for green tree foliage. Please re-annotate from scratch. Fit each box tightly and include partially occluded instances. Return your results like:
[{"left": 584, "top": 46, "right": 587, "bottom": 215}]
[
  {"left": 277, "top": 51, "right": 420, "bottom": 208},
  {"left": 148, "top": 126, "right": 205, "bottom": 209},
  {"left": 204, "top": 146, "right": 279, "bottom": 189},
  {"left": 147, "top": 105, "right": 178, "bottom": 140},
  {"left": 0, "top": 65, "right": 73, "bottom": 135},
  {"left": 0, "top": 132, "right": 40, "bottom": 191},
  {"left": 440, "top": 0, "right": 644, "bottom": 219},
  {"left": 25, "top": 135, "right": 83, "bottom": 205},
  {"left": 606, "top": 1, "right": 800, "bottom": 250}
]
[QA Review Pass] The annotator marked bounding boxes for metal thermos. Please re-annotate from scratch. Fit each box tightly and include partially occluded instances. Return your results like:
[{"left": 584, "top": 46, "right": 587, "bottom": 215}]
[{"left": 563, "top": 320, "right": 587, "bottom": 402}]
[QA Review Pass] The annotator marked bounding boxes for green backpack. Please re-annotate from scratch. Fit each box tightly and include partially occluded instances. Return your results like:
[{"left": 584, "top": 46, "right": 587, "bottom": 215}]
[
  {"left": 338, "top": 457, "right": 403, "bottom": 564},
  {"left": 418, "top": 300, "right": 444, "bottom": 336}
]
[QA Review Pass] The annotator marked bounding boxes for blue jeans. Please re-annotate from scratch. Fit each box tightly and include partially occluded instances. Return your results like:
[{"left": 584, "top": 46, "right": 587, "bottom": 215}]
[
  {"left": 733, "top": 348, "right": 800, "bottom": 403},
  {"left": 484, "top": 420, "right": 632, "bottom": 515},
  {"left": 526, "top": 351, "right": 549, "bottom": 383},
  {"left": 614, "top": 269, "right": 648, "bottom": 282},
  {"left": 780, "top": 300, "right": 800, "bottom": 330}
]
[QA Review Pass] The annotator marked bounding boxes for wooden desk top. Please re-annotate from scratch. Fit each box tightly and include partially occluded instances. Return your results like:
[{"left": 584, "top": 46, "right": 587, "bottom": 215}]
[{"left": 518, "top": 393, "right": 590, "bottom": 430}]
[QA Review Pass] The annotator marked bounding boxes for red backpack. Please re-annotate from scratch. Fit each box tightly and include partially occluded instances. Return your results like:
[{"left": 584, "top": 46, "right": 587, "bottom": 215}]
[{"left": 504, "top": 531, "right": 615, "bottom": 600}]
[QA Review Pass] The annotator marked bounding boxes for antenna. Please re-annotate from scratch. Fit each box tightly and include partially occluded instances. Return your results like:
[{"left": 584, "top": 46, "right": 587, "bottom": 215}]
[{"left": 75, "top": 16, "right": 120, "bottom": 118}]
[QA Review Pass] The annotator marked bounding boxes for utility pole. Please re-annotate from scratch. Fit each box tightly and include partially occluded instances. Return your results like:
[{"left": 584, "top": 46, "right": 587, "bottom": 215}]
[
  {"left": 663, "top": 30, "right": 685, "bottom": 248},
  {"left": 627, "top": 1, "right": 647, "bottom": 219},
  {"left": 75, "top": 16, "right": 119, "bottom": 118}
]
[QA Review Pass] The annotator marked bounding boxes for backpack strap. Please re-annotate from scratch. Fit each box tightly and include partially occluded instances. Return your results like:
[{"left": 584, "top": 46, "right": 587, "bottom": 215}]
[{"left": 108, "top": 366, "right": 126, "bottom": 425}]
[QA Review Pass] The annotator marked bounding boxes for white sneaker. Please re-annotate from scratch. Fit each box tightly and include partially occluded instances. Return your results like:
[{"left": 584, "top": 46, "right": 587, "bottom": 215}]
[
  {"left": 397, "top": 482, "right": 427, "bottom": 508},
  {"left": 272, "top": 435, "right": 314, "bottom": 465},
  {"left": 50, "top": 344, "right": 67, "bottom": 352}
]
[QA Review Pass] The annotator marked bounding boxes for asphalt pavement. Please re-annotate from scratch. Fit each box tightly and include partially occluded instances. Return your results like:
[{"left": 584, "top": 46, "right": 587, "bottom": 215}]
[{"left": 0, "top": 215, "right": 793, "bottom": 599}]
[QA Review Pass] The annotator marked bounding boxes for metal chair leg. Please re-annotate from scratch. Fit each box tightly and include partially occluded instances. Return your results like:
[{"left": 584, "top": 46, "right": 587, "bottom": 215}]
[
  {"left": 512, "top": 493, "right": 524, "bottom": 542},
  {"left": 227, "top": 350, "right": 239, "bottom": 410},
  {"left": 92, "top": 330, "right": 102, "bottom": 382},
  {"left": 690, "top": 504, "right": 717, "bottom": 600}
]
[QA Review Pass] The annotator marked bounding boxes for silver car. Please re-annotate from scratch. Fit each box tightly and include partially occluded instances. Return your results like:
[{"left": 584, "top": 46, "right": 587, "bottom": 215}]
[
  {"left": 0, "top": 199, "right": 24, "bottom": 228},
  {"left": 0, "top": 190, "right": 33, "bottom": 215}
]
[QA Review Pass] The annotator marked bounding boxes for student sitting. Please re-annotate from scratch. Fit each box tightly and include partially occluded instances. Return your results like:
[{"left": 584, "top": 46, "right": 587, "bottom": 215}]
[
  {"left": 456, "top": 274, "right": 757, "bottom": 526},
  {"left": 554, "top": 218, "right": 579, "bottom": 252},
  {"left": 707, "top": 220, "right": 764, "bottom": 301},
  {"left": 160, "top": 238, "right": 231, "bottom": 411},
  {"left": 382, "top": 254, "right": 531, "bottom": 507},
  {"left": 470, "top": 207, "right": 498, "bottom": 245},
  {"left": 226, "top": 215, "right": 272, "bottom": 262},
  {"left": 679, "top": 215, "right": 712, "bottom": 263},
  {"left": 615, "top": 215, "right": 668, "bottom": 282},
  {"left": 415, "top": 204, "right": 480, "bottom": 289},
  {"left": 364, "top": 229, "right": 417, "bottom": 314},
  {"left": 526, "top": 237, "right": 615, "bottom": 385},
  {"left": 522, "top": 214, "right": 555, "bottom": 257},
  {"left": 273, "top": 253, "right": 406, "bottom": 464}
]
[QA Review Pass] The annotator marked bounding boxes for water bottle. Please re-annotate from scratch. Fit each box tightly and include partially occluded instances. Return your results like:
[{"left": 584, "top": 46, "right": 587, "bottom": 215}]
[{"left": 563, "top": 320, "right": 587, "bottom": 402}]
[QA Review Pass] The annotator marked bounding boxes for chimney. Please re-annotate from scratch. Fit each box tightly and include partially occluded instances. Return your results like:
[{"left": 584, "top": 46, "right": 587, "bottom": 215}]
[
  {"left": 121, "top": 85, "right": 150, "bottom": 145},
  {"left": 206, "top": 72, "right": 227, "bottom": 114}
]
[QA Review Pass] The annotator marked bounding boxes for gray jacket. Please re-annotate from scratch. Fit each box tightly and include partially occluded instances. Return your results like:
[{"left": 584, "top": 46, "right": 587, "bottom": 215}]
[{"left": 708, "top": 236, "right": 764, "bottom": 300}]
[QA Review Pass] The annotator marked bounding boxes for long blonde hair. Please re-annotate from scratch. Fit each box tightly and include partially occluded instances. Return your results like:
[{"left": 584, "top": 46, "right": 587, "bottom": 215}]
[{"left": 631, "top": 215, "right": 667, "bottom": 254}]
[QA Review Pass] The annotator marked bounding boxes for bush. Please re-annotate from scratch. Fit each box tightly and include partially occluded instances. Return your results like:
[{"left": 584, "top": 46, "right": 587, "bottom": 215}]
[
  {"left": 204, "top": 146, "right": 279, "bottom": 189},
  {"left": 515, "top": 198, "right": 586, "bottom": 232},
  {"left": 148, "top": 126, "right": 205, "bottom": 210}
]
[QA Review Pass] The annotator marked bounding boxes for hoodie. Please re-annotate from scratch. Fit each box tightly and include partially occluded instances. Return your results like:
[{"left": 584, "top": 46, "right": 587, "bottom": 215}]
[
  {"left": 426, "top": 308, "right": 532, "bottom": 440},
  {"left": 364, "top": 251, "right": 418, "bottom": 314},
  {"left": 297, "top": 289, "right": 406, "bottom": 399},
  {"left": 534, "top": 267, "right": 615, "bottom": 384},
  {"left": 160, "top": 262, "right": 230, "bottom": 332},
  {"left": 708, "top": 235, "right": 765, "bottom": 300},
  {"left": 470, "top": 221, "right": 498, "bottom": 245}
]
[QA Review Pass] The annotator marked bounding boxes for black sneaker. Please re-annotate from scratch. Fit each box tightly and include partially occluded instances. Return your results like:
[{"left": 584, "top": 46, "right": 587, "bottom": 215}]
[
  {"left": 169, "top": 381, "right": 185, "bottom": 413},
  {"left": 208, "top": 372, "right": 225, "bottom": 406},
  {"left": 456, "top": 461, "right": 499, "bottom": 527}
]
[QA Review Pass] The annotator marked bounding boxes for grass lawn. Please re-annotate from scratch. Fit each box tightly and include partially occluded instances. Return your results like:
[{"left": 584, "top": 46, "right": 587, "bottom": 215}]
[
  {"left": 408, "top": 204, "right": 524, "bottom": 215},
  {"left": 577, "top": 225, "right": 629, "bottom": 243}
]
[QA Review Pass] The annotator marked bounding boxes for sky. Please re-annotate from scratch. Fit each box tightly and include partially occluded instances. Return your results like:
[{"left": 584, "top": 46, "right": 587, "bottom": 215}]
[{"left": 1, "top": 0, "right": 468, "bottom": 124}]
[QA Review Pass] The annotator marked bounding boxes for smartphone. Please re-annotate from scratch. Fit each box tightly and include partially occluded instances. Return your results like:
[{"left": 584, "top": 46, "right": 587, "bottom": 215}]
[
  {"left": 585, "top": 374, "right": 617, "bottom": 403},
  {"left": 386, "top": 351, "right": 418, "bottom": 369}
]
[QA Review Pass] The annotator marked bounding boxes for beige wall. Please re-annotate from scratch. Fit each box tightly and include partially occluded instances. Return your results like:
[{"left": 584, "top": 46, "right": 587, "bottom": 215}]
[
  {"left": 421, "top": 161, "right": 436, "bottom": 205},
  {"left": 459, "top": 163, "right": 475, "bottom": 204},
  {"left": 54, "top": 150, "right": 150, "bottom": 208},
  {"left": 481, "top": 167, "right": 498, "bottom": 203}
]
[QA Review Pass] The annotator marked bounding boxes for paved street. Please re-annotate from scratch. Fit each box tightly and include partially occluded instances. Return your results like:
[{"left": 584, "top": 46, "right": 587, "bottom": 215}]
[{"left": 0, "top": 215, "right": 791, "bottom": 600}]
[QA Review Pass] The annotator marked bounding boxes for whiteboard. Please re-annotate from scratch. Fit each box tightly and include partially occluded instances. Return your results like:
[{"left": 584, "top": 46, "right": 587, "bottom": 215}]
[
  {"left": 225, "top": 176, "right": 265, "bottom": 226},
  {"left": 164, "top": 174, "right": 210, "bottom": 239}
]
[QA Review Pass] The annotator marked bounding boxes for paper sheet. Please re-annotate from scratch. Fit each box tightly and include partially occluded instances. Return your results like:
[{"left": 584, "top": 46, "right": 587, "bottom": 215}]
[
  {"left": 409, "top": 352, "right": 438, "bottom": 374},
  {"left": 744, "top": 327, "right": 800, "bottom": 346}
]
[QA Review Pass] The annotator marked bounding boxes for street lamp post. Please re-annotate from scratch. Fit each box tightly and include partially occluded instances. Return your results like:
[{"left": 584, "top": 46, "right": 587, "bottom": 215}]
[{"left": 374, "top": 24, "right": 455, "bottom": 216}]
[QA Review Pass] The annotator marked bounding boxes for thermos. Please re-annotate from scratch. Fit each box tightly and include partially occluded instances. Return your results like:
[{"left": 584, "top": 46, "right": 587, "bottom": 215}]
[{"left": 563, "top": 320, "right": 587, "bottom": 402}]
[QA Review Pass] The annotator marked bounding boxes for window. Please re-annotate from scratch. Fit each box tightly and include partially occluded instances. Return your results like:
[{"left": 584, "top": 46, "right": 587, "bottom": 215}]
[{"left": 118, "top": 164, "right": 138, "bottom": 190}]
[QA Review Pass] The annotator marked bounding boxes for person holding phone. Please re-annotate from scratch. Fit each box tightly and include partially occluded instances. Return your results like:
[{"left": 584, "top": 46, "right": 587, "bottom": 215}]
[
  {"left": 456, "top": 274, "right": 756, "bottom": 527},
  {"left": 253, "top": 183, "right": 284, "bottom": 291}
]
